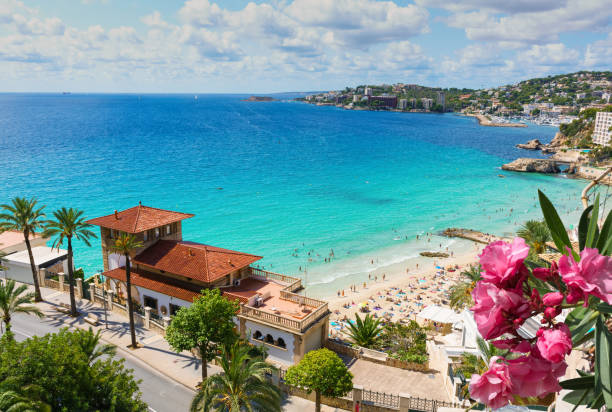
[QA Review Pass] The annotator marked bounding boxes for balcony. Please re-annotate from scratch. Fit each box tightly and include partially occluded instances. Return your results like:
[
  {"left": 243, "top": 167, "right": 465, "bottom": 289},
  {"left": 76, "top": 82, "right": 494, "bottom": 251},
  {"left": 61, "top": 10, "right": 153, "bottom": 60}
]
[{"left": 232, "top": 268, "right": 329, "bottom": 334}]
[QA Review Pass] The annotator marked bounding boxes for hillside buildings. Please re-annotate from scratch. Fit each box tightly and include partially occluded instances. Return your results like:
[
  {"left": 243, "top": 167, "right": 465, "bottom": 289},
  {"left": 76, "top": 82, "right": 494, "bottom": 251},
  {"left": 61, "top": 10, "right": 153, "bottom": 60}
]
[
  {"left": 593, "top": 111, "right": 612, "bottom": 146},
  {"left": 86, "top": 204, "right": 330, "bottom": 365}
]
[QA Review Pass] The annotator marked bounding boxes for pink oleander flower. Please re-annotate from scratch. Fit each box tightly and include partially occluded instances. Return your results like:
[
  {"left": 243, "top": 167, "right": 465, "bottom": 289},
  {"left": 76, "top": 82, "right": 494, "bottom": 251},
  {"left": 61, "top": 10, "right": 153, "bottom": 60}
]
[
  {"left": 533, "top": 261, "right": 559, "bottom": 281},
  {"left": 471, "top": 281, "right": 531, "bottom": 339},
  {"left": 479, "top": 237, "right": 530, "bottom": 288},
  {"left": 469, "top": 357, "right": 514, "bottom": 410},
  {"left": 542, "top": 292, "right": 564, "bottom": 307},
  {"left": 558, "top": 248, "right": 612, "bottom": 305},
  {"left": 536, "top": 323, "right": 572, "bottom": 363},
  {"left": 492, "top": 338, "right": 533, "bottom": 353},
  {"left": 507, "top": 353, "right": 567, "bottom": 398}
]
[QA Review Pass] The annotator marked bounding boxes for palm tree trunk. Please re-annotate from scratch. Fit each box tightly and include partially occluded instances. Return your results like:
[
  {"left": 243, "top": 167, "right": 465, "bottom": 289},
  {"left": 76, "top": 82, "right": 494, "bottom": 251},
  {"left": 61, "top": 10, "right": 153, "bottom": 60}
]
[
  {"left": 125, "top": 255, "right": 138, "bottom": 348},
  {"left": 3, "top": 315, "right": 10, "bottom": 333},
  {"left": 24, "top": 233, "right": 42, "bottom": 302},
  {"left": 200, "top": 345, "right": 208, "bottom": 381},
  {"left": 67, "top": 237, "right": 77, "bottom": 317},
  {"left": 315, "top": 391, "right": 321, "bottom": 412}
]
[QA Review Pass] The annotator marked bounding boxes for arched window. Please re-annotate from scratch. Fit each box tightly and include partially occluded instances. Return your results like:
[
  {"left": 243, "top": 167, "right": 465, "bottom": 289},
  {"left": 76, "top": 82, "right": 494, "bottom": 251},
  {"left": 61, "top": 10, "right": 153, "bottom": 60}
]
[
  {"left": 253, "top": 331, "right": 262, "bottom": 340},
  {"left": 265, "top": 334, "right": 274, "bottom": 344},
  {"left": 276, "top": 338, "right": 286, "bottom": 349}
]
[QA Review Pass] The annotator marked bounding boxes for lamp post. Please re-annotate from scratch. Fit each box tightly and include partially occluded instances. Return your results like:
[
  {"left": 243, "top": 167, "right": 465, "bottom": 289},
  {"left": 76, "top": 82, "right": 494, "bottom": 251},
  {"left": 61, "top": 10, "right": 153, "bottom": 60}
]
[{"left": 103, "top": 287, "right": 108, "bottom": 329}]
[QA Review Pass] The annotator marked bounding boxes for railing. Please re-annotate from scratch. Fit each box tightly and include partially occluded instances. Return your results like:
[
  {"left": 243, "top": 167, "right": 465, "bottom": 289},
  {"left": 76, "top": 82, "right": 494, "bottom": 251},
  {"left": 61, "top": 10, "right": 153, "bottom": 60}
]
[
  {"left": 362, "top": 389, "right": 400, "bottom": 409},
  {"left": 240, "top": 305, "right": 301, "bottom": 331},
  {"left": 278, "top": 290, "right": 327, "bottom": 308},
  {"left": 249, "top": 268, "right": 302, "bottom": 290}
]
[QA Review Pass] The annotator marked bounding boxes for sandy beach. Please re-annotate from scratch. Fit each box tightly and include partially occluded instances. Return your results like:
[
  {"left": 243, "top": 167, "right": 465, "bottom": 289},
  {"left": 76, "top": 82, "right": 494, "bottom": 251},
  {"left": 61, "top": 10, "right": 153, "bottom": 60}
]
[{"left": 321, "top": 241, "right": 484, "bottom": 339}]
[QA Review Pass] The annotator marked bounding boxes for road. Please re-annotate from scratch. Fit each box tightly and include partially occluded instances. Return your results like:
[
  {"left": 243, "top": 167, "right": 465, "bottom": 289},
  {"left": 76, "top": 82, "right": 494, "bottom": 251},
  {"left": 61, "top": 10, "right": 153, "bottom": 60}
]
[{"left": 6, "top": 313, "right": 195, "bottom": 412}]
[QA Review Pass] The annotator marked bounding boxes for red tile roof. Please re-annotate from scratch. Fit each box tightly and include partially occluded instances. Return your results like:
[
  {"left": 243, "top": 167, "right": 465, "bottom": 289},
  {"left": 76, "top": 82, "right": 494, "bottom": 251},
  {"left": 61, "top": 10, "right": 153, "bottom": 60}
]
[
  {"left": 102, "top": 267, "right": 248, "bottom": 305},
  {"left": 85, "top": 205, "right": 194, "bottom": 233},
  {"left": 134, "top": 240, "right": 262, "bottom": 283},
  {"left": 102, "top": 267, "right": 202, "bottom": 303}
]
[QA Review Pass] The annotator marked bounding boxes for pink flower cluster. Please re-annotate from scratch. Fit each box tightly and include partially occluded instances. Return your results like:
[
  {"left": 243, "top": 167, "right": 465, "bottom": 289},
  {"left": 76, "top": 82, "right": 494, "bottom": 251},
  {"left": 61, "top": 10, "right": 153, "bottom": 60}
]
[{"left": 469, "top": 238, "right": 612, "bottom": 409}]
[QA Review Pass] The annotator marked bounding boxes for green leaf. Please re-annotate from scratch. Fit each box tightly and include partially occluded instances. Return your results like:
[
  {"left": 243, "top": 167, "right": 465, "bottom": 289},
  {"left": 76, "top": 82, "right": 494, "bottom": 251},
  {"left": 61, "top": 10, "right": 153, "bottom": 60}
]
[
  {"left": 597, "top": 302, "right": 612, "bottom": 314},
  {"left": 596, "top": 208, "right": 612, "bottom": 253},
  {"left": 563, "top": 387, "right": 592, "bottom": 407},
  {"left": 585, "top": 194, "right": 600, "bottom": 248},
  {"left": 595, "top": 315, "right": 612, "bottom": 409},
  {"left": 538, "top": 190, "right": 573, "bottom": 256},
  {"left": 560, "top": 375, "right": 595, "bottom": 390},
  {"left": 602, "top": 234, "right": 612, "bottom": 256},
  {"left": 565, "top": 306, "right": 598, "bottom": 346},
  {"left": 588, "top": 392, "right": 605, "bottom": 409},
  {"left": 578, "top": 205, "right": 593, "bottom": 251}
]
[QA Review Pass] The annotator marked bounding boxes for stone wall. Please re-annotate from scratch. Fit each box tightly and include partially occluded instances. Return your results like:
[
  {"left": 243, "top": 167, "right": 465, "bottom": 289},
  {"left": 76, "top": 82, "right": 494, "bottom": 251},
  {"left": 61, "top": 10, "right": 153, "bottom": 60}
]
[{"left": 324, "top": 340, "right": 429, "bottom": 372}]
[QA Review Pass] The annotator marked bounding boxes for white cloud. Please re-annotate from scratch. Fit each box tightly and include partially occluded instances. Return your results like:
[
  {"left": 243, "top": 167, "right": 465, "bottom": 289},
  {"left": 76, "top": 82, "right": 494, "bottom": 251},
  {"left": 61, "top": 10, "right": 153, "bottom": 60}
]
[
  {"left": 585, "top": 33, "right": 612, "bottom": 68},
  {"left": 415, "top": 0, "right": 566, "bottom": 14},
  {"left": 141, "top": 11, "right": 169, "bottom": 29},
  {"left": 517, "top": 43, "right": 580, "bottom": 66}
]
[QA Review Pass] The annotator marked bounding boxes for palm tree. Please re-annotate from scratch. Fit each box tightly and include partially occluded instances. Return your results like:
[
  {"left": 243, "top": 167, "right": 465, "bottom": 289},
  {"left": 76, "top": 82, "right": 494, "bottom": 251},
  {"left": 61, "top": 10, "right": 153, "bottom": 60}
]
[
  {"left": 0, "top": 197, "right": 47, "bottom": 302},
  {"left": 109, "top": 233, "right": 143, "bottom": 349},
  {"left": 191, "top": 342, "right": 282, "bottom": 412},
  {"left": 346, "top": 313, "right": 383, "bottom": 348},
  {"left": 44, "top": 207, "right": 97, "bottom": 317},
  {"left": 0, "top": 380, "right": 50, "bottom": 412},
  {"left": 448, "top": 265, "right": 481, "bottom": 311},
  {"left": 74, "top": 327, "right": 116, "bottom": 365},
  {"left": 0, "top": 279, "right": 43, "bottom": 334},
  {"left": 517, "top": 220, "right": 551, "bottom": 254}
]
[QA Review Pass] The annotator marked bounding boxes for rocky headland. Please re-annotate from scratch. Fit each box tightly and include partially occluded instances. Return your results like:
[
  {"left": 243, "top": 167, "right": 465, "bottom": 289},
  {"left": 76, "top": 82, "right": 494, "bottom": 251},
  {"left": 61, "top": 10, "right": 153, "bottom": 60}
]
[
  {"left": 242, "top": 96, "right": 275, "bottom": 102},
  {"left": 501, "top": 158, "right": 561, "bottom": 173}
]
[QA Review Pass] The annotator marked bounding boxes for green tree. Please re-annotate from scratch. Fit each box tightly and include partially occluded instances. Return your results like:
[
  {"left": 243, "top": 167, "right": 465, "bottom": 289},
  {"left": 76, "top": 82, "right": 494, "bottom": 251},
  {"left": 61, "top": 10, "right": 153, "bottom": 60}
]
[
  {"left": 0, "top": 328, "right": 147, "bottom": 411},
  {"left": 346, "top": 313, "right": 382, "bottom": 348},
  {"left": 0, "top": 197, "right": 47, "bottom": 301},
  {"left": 109, "top": 233, "right": 143, "bottom": 349},
  {"left": 74, "top": 327, "right": 116, "bottom": 365},
  {"left": 448, "top": 265, "right": 481, "bottom": 311},
  {"left": 517, "top": 220, "right": 551, "bottom": 254},
  {"left": 165, "top": 289, "right": 239, "bottom": 382},
  {"left": 0, "top": 279, "right": 43, "bottom": 334},
  {"left": 0, "top": 383, "right": 50, "bottom": 412},
  {"left": 44, "top": 207, "right": 97, "bottom": 317},
  {"left": 190, "top": 341, "right": 281, "bottom": 412},
  {"left": 284, "top": 348, "right": 353, "bottom": 412}
]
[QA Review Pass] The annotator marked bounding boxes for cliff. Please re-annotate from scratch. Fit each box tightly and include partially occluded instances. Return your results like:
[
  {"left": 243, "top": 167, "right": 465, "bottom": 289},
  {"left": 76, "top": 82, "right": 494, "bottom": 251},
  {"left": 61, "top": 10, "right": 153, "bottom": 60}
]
[{"left": 243, "top": 96, "right": 275, "bottom": 102}]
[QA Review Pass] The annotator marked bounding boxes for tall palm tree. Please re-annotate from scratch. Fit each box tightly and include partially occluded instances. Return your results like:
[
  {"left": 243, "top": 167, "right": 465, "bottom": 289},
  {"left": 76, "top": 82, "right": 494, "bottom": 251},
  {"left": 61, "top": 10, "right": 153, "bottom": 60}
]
[
  {"left": 448, "top": 265, "right": 481, "bottom": 311},
  {"left": 517, "top": 220, "right": 551, "bottom": 254},
  {"left": 74, "top": 327, "right": 116, "bottom": 365},
  {"left": 0, "top": 380, "right": 51, "bottom": 412},
  {"left": 0, "top": 279, "right": 43, "bottom": 334},
  {"left": 191, "top": 342, "right": 282, "bottom": 412},
  {"left": 0, "top": 197, "right": 47, "bottom": 302},
  {"left": 346, "top": 313, "right": 383, "bottom": 348},
  {"left": 44, "top": 207, "right": 97, "bottom": 317},
  {"left": 109, "top": 233, "right": 143, "bottom": 349}
]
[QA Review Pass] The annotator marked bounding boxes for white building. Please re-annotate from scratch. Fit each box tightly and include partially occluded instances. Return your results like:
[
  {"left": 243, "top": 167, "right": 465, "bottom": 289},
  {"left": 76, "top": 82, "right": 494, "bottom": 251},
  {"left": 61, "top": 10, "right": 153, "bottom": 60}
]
[
  {"left": 593, "top": 111, "right": 612, "bottom": 146},
  {"left": 1, "top": 246, "right": 69, "bottom": 284},
  {"left": 398, "top": 99, "right": 408, "bottom": 110},
  {"left": 352, "top": 94, "right": 360, "bottom": 103},
  {"left": 364, "top": 86, "right": 372, "bottom": 96},
  {"left": 0, "top": 230, "right": 48, "bottom": 255},
  {"left": 422, "top": 98, "right": 434, "bottom": 110}
]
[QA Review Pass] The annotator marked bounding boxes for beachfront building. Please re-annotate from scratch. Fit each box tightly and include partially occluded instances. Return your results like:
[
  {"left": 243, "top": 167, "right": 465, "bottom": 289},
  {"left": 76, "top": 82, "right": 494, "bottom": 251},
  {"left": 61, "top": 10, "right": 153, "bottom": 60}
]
[
  {"left": 0, "top": 230, "right": 48, "bottom": 255},
  {"left": 1, "top": 246, "right": 69, "bottom": 284},
  {"left": 436, "top": 91, "right": 445, "bottom": 111},
  {"left": 86, "top": 204, "right": 330, "bottom": 365},
  {"left": 422, "top": 98, "right": 434, "bottom": 110},
  {"left": 593, "top": 111, "right": 612, "bottom": 146},
  {"left": 398, "top": 99, "right": 408, "bottom": 110}
]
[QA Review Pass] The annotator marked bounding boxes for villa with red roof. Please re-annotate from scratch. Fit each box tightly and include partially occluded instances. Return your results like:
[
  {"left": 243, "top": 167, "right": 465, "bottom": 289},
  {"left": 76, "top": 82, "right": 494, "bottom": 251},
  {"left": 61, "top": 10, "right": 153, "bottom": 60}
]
[{"left": 86, "top": 204, "right": 329, "bottom": 365}]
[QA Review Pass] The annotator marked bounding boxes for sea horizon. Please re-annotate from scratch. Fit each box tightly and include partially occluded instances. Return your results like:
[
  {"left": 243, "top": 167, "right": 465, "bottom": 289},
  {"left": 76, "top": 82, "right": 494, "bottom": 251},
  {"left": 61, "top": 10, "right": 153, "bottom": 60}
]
[{"left": 0, "top": 93, "right": 588, "bottom": 298}]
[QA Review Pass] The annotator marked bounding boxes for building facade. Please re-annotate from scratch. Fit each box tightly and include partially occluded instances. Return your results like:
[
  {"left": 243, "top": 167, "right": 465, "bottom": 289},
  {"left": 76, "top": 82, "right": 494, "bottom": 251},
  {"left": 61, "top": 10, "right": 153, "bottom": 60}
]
[
  {"left": 86, "top": 204, "right": 329, "bottom": 365},
  {"left": 593, "top": 111, "right": 612, "bottom": 146}
]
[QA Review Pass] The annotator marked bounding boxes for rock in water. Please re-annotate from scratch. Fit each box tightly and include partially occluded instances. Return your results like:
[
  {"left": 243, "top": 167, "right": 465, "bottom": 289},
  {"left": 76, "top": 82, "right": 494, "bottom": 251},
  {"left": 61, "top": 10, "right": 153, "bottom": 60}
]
[
  {"left": 501, "top": 158, "right": 560, "bottom": 173},
  {"left": 420, "top": 251, "right": 449, "bottom": 258},
  {"left": 516, "top": 139, "right": 542, "bottom": 150}
]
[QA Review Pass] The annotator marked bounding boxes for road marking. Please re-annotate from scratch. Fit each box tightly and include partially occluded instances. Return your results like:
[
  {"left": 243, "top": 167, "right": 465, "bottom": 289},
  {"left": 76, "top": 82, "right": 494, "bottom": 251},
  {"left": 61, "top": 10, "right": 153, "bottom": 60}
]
[
  {"left": 12, "top": 328, "right": 33, "bottom": 338},
  {"left": 148, "top": 407, "right": 158, "bottom": 412}
]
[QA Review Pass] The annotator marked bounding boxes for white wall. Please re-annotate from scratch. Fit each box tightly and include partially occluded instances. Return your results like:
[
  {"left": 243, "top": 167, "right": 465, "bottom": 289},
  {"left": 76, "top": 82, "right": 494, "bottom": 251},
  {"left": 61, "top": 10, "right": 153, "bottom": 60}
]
[
  {"left": 304, "top": 323, "right": 323, "bottom": 354},
  {"left": 134, "top": 286, "right": 191, "bottom": 316},
  {"left": 2, "top": 262, "right": 33, "bottom": 284},
  {"left": 244, "top": 320, "right": 295, "bottom": 365}
]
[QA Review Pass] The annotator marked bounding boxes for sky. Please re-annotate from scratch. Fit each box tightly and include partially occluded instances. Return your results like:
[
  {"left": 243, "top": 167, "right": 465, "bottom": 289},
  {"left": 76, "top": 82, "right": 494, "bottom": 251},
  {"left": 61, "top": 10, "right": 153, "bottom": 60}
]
[{"left": 0, "top": 0, "right": 611, "bottom": 93}]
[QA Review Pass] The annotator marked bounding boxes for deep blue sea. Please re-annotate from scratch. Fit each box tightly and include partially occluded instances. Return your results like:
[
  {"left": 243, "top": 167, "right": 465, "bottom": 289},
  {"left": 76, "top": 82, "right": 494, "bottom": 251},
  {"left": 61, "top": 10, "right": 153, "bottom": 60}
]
[{"left": 0, "top": 94, "right": 587, "bottom": 297}]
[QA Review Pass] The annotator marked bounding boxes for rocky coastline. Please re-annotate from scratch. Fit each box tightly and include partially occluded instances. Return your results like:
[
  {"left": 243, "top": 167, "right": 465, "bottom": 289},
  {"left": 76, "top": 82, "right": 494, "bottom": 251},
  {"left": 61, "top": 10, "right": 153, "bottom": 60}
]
[{"left": 466, "top": 113, "right": 527, "bottom": 128}]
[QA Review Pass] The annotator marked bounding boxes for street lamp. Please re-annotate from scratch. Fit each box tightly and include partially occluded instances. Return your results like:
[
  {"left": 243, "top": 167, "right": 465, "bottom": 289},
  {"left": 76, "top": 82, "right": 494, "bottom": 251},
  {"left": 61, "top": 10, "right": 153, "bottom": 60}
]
[{"left": 103, "top": 287, "right": 108, "bottom": 329}]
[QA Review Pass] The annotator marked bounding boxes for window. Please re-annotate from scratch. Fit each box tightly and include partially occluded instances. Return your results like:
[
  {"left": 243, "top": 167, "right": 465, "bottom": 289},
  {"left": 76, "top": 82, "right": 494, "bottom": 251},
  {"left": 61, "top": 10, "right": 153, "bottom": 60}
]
[
  {"left": 276, "top": 338, "right": 286, "bottom": 349},
  {"left": 109, "top": 229, "right": 114, "bottom": 239},
  {"left": 143, "top": 231, "right": 148, "bottom": 241},
  {"left": 265, "top": 334, "right": 274, "bottom": 344},
  {"left": 143, "top": 295, "right": 158, "bottom": 311},
  {"left": 253, "top": 331, "right": 263, "bottom": 340},
  {"left": 155, "top": 228, "right": 160, "bottom": 238},
  {"left": 166, "top": 225, "right": 171, "bottom": 235},
  {"left": 170, "top": 303, "right": 182, "bottom": 316}
]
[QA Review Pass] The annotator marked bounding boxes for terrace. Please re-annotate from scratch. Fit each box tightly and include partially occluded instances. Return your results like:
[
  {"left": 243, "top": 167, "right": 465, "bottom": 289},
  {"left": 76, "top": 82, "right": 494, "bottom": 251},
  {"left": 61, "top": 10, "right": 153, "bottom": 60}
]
[{"left": 225, "top": 268, "right": 329, "bottom": 334}]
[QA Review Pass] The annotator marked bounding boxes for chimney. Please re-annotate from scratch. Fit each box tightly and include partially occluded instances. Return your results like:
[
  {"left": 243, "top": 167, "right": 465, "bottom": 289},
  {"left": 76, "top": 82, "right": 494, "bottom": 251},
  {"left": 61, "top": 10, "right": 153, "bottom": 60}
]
[
  {"left": 114, "top": 210, "right": 118, "bottom": 219},
  {"left": 139, "top": 201, "right": 142, "bottom": 206}
]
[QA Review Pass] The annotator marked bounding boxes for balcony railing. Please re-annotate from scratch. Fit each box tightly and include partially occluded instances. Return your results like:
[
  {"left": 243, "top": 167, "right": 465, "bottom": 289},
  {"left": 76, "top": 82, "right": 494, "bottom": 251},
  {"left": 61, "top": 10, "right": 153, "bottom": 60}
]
[{"left": 241, "top": 268, "right": 329, "bottom": 333}]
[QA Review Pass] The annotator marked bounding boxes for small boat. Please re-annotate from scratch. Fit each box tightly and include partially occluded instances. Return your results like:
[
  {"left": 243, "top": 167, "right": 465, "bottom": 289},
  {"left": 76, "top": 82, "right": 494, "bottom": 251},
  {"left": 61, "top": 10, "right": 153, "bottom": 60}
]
[{"left": 498, "top": 174, "right": 505, "bottom": 178}]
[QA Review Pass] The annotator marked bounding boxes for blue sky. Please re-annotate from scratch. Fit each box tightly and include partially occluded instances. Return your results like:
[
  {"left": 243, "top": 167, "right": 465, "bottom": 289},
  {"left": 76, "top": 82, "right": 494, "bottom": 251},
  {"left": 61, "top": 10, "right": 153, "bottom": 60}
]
[{"left": 0, "top": 0, "right": 610, "bottom": 93}]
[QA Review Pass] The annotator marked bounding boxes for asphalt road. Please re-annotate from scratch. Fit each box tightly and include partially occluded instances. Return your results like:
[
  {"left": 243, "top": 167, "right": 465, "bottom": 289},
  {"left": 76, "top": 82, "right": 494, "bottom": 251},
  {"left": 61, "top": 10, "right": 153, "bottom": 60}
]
[{"left": 5, "top": 313, "right": 196, "bottom": 412}]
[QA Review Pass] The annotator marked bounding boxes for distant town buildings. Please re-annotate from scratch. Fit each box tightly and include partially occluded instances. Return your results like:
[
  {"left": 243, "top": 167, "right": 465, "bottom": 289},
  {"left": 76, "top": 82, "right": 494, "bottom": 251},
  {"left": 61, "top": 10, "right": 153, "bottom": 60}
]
[
  {"left": 369, "top": 95, "right": 397, "bottom": 109},
  {"left": 593, "top": 111, "right": 612, "bottom": 146},
  {"left": 398, "top": 99, "right": 408, "bottom": 110},
  {"left": 436, "top": 91, "right": 445, "bottom": 111},
  {"left": 422, "top": 98, "right": 434, "bottom": 110},
  {"left": 364, "top": 86, "right": 372, "bottom": 96}
]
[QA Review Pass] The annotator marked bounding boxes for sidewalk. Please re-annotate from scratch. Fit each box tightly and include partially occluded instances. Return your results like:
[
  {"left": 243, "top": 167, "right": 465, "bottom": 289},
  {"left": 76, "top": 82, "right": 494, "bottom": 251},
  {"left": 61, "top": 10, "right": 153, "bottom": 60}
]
[{"left": 34, "top": 286, "right": 341, "bottom": 411}]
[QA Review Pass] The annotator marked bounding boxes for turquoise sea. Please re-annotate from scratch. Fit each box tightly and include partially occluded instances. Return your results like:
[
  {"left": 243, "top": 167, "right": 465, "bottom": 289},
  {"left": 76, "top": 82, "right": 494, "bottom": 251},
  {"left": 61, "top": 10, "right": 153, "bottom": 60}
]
[{"left": 0, "top": 94, "right": 588, "bottom": 297}]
